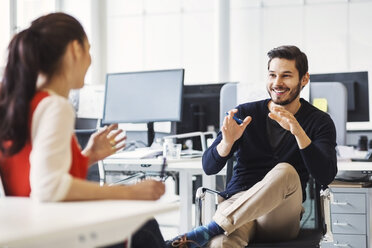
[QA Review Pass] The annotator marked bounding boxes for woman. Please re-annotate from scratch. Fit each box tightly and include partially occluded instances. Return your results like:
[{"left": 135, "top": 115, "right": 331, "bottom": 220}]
[{"left": 0, "top": 12, "right": 166, "bottom": 248}]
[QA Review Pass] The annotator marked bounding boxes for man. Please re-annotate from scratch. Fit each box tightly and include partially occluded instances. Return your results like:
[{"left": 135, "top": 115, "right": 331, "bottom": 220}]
[{"left": 166, "top": 45, "right": 337, "bottom": 248}]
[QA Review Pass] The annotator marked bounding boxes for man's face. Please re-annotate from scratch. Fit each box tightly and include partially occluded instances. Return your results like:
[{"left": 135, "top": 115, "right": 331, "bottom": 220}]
[{"left": 267, "top": 58, "right": 302, "bottom": 106}]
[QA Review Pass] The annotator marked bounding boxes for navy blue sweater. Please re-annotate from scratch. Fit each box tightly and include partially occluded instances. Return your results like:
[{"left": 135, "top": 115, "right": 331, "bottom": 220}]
[{"left": 202, "top": 98, "right": 338, "bottom": 201}]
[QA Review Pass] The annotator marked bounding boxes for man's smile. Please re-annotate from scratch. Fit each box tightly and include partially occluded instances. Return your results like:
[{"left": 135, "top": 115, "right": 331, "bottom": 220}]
[{"left": 271, "top": 87, "right": 289, "bottom": 96}]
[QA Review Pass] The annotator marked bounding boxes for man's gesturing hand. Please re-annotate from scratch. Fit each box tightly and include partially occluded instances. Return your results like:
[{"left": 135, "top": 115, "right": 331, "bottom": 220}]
[
  {"left": 268, "top": 106, "right": 311, "bottom": 149},
  {"left": 217, "top": 109, "right": 252, "bottom": 157}
]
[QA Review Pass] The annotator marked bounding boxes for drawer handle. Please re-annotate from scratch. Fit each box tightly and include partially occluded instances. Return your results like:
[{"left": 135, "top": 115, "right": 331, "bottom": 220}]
[
  {"left": 334, "top": 244, "right": 350, "bottom": 247},
  {"left": 333, "top": 222, "right": 349, "bottom": 226},
  {"left": 331, "top": 201, "right": 348, "bottom": 206}
]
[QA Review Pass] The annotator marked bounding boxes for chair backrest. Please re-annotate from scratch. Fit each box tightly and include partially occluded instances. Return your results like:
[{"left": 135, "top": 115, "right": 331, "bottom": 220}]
[
  {"left": 219, "top": 83, "right": 238, "bottom": 184},
  {"left": 310, "top": 82, "right": 347, "bottom": 146},
  {"left": 220, "top": 83, "right": 238, "bottom": 127}
]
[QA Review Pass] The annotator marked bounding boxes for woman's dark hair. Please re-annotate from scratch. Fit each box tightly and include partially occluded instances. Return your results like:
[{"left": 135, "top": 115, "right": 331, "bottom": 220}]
[
  {"left": 267, "top": 45, "right": 308, "bottom": 80},
  {"left": 0, "top": 12, "right": 87, "bottom": 156}
]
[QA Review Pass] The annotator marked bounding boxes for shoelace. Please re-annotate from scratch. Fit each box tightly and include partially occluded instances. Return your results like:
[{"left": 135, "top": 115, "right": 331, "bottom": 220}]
[{"left": 171, "top": 235, "right": 202, "bottom": 248}]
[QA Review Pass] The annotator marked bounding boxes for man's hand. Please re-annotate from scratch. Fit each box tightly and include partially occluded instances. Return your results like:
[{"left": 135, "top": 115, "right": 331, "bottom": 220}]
[
  {"left": 268, "top": 106, "right": 302, "bottom": 135},
  {"left": 217, "top": 109, "right": 252, "bottom": 157},
  {"left": 82, "top": 124, "right": 126, "bottom": 165},
  {"left": 268, "top": 106, "right": 311, "bottom": 149}
]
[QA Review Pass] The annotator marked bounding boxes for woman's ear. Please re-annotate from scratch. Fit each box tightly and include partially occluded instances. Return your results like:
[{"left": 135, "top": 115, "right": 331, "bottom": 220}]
[{"left": 69, "top": 40, "right": 83, "bottom": 61}]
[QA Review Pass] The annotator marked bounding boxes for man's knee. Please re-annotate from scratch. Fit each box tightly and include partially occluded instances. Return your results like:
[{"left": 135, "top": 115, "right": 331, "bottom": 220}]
[{"left": 271, "top": 162, "right": 299, "bottom": 181}]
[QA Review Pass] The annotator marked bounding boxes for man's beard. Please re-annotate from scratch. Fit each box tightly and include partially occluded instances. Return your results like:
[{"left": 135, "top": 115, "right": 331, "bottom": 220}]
[{"left": 268, "top": 82, "right": 301, "bottom": 106}]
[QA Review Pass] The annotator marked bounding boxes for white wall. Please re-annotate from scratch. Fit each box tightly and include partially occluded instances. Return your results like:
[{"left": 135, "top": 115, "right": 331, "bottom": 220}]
[
  {"left": 2, "top": 0, "right": 372, "bottom": 111},
  {"left": 230, "top": 0, "right": 372, "bottom": 103},
  {"left": 104, "top": 0, "right": 372, "bottom": 104},
  {"left": 106, "top": 0, "right": 217, "bottom": 84},
  {"left": 0, "top": 0, "right": 56, "bottom": 79},
  {"left": 0, "top": 0, "right": 10, "bottom": 70}
]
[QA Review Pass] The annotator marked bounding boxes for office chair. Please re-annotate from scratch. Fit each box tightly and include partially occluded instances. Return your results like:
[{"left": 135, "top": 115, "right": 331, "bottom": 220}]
[
  {"left": 195, "top": 164, "right": 326, "bottom": 248},
  {"left": 309, "top": 82, "right": 347, "bottom": 146}
]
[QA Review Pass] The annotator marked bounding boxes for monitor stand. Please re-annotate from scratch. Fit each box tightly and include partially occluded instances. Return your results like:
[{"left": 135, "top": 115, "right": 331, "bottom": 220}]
[{"left": 147, "top": 122, "right": 155, "bottom": 147}]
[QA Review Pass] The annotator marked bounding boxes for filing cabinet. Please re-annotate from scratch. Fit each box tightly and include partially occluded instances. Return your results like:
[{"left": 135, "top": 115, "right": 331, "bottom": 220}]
[{"left": 323, "top": 187, "right": 372, "bottom": 248}]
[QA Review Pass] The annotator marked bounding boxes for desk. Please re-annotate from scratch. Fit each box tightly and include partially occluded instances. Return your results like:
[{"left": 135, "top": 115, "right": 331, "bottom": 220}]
[
  {"left": 321, "top": 160, "right": 372, "bottom": 248},
  {"left": 0, "top": 197, "right": 178, "bottom": 248},
  {"left": 338, "top": 160, "right": 372, "bottom": 171},
  {"left": 101, "top": 157, "right": 225, "bottom": 233}
]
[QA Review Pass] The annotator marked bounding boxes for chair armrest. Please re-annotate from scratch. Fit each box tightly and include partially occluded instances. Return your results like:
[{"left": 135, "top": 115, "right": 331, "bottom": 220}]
[
  {"left": 320, "top": 188, "right": 333, "bottom": 242},
  {"left": 195, "top": 187, "right": 220, "bottom": 227}
]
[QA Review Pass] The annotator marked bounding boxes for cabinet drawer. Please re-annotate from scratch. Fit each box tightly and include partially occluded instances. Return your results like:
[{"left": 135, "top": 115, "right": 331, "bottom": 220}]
[
  {"left": 331, "top": 193, "right": 366, "bottom": 214},
  {"left": 332, "top": 234, "right": 366, "bottom": 248},
  {"left": 331, "top": 214, "right": 366, "bottom": 234}
]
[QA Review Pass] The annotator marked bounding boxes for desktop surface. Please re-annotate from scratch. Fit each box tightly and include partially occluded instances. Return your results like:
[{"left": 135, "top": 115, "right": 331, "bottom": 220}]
[
  {"left": 337, "top": 160, "right": 372, "bottom": 182},
  {"left": 0, "top": 197, "right": 178, "bottom": 247}
]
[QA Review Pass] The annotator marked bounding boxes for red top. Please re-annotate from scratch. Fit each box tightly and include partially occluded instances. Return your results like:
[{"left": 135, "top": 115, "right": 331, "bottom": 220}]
[{"left": 0, "top": 91, "right": 89, "bottom": 197}]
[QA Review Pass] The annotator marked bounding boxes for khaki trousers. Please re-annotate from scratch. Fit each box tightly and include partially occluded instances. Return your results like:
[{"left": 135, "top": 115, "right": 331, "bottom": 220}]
[{"left": 208, "top": 163, "right": 303, "bottom": 248}]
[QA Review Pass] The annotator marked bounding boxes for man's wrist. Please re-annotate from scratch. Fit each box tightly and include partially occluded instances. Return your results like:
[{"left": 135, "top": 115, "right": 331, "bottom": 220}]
[
  {"left": 217, "top": 140, "right": 233, "bottom": 157},
  {"left": 294, "top": 128, "right": 311, "bottom": 149}
]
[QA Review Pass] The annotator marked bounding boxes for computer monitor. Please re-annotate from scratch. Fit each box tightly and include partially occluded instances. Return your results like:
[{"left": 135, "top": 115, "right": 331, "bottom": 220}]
[
  {"left": 102, "top": 69, "right": 184, "bottom": 146},
  {"left": 176, "top": 83, "right": 228, "bottom": 150},
  {"left": 310, "top": 71, "right": 371, "bottom": 131}
]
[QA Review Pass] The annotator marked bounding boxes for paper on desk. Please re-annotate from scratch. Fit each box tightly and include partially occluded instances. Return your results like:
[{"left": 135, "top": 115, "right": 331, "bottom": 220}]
[{"left": 312, "top": 98, "right": 328, "bottom": 113}]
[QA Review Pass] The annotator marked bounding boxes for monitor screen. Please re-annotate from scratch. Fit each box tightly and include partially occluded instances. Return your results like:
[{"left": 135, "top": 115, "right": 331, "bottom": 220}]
[
  {"left": 176, "top": 83, "right": 227, "bottom": 150},
  {"left": 177, "top": 83, "right": 227, "bottom": 133},
  {"left": 310, "top": 71, "right": 371, "bottom": 131},
  {"left": 102, "top": 69, "right": 184, "bottom": 125}
]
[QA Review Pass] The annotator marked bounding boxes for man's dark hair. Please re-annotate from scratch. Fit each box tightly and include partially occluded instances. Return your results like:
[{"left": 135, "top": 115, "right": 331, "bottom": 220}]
[{"left": 267, "top": 45, "right": 308, "bottom": 80}]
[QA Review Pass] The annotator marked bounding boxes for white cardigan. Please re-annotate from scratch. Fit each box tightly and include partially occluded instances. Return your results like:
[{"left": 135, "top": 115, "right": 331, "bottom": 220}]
[{"left": 29, "top": 91, "right": 76, "bottom": 202}]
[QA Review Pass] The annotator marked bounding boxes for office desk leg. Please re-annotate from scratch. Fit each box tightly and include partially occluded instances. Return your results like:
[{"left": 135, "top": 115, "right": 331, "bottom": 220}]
[
  {"left": 203, "top": 174, "right": 216, "bottom": 224},
  {"left": 98, "top": 161, "right": 106, "bottom": 186},
  {"left": 179, "top": 170, "right": 193, "bottom": 233}
]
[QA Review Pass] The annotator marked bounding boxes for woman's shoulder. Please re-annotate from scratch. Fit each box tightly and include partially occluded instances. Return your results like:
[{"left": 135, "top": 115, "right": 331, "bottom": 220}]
[{"left": 34, "top": 92, "right": 75, "bottom": 118}]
